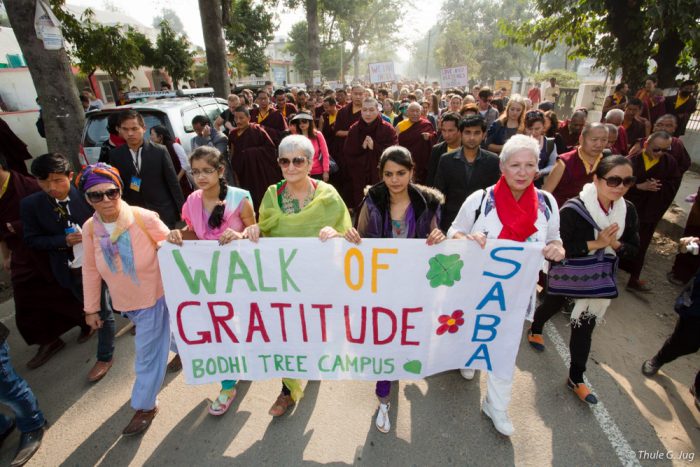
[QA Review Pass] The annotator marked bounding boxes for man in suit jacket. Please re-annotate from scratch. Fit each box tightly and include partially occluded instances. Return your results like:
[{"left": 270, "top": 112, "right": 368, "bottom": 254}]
[
  {"left": 21, "top": 153, "right": 115, "bottom": 380},
  {"left": 108, "top": 110, "right": 184, "bottom": 228},
  {"left": 434, "top": 115, "right": 501, "bottom": 232}
]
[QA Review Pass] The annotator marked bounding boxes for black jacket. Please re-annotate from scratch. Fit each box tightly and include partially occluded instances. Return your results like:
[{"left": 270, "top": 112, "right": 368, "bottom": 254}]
[
  {"left": 559, "top": 197, "right": 640, "bottom": 260},
  {"left": 426, "top": 141, "right": 451, "bottom": 187},
  {"left": 21, "top": 185, "right": 93, "bottom": 294},
  {"left": 434, "top": 147, "right": 501, "bottom": 231},
  {"left": 108, "top": 141, "right": 185, "bottom": 228}
]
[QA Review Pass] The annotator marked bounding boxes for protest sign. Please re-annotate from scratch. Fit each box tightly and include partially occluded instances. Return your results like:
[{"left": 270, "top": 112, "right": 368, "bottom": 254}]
[
  {"left": 159, "top": 239, "right": 544, "bottom": 385},
  {"left": 441, "top": 66, "right": 468, "bottom": 88},
  {"left": 494, "top": 80, "right": 513, "bottom": 96},
  {"left": 369, "top": 62, "right": 396, "bottom": 84}
]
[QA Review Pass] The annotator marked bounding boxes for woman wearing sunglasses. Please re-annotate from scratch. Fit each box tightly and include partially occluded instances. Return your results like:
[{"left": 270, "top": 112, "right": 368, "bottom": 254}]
[
  {"left": 529, "top": 155, "right": 640, "bottom": 405},
  {"left": 78, "top": 163, "right": 172, "bottom": 436},
  {"left": 289, "top": 112, "right": 331, "bottom": 182},
  {"left": 620, "top": 131, "right": 682, "bottom": 292},
  {"left": 258, "top": 135, "right": 351, "bottom": 417}
]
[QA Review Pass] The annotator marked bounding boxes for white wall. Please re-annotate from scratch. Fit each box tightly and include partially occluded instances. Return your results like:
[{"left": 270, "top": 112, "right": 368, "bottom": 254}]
[
  {"left": 1, "top": 110, "right": 48, "bottom": 159},
  {"left": 0, "top": 68, "right": 39, "bottom": 111},
  {"left": 0, "top": 26, "right": 22, "bottom": 63}
]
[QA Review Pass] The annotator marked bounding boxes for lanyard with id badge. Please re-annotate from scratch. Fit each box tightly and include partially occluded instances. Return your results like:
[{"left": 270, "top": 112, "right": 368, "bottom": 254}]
[{"left": 130, "top": 147, "right": 143, "bottom": 192}]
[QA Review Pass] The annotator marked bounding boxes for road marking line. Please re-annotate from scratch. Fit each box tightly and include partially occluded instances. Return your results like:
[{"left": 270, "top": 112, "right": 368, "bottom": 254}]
[{"left": 544, "top": 321, "right": 641, "bottom": 467}]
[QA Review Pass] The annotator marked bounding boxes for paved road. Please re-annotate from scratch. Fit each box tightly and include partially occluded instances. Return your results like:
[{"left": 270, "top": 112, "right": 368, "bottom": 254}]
[
  {"left": 0, "top": 174, "right": 699, "bottom": 466},
  {"left": 0, "top": 262, "right": 697, "bottom": 466}
]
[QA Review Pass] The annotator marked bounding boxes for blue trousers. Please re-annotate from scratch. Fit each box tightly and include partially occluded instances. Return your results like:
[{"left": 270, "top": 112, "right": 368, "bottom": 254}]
[
  {"left": 0, "top": 342, "right": 45, "bottom": 433},
  {"left": 123, "top": 297, "right": 171, "bottom": 411},
  {"left": 97, "top": 282, "right": 115, "bottom": 362}
]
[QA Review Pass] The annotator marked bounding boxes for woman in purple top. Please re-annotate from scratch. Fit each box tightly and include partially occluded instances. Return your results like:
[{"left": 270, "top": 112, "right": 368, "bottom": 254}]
[
  {"left": 334, "top": 146, "right": 445, "bottom": 433},
  {"left": 167, "top": 146, "right": 259, "bottom": 416}
]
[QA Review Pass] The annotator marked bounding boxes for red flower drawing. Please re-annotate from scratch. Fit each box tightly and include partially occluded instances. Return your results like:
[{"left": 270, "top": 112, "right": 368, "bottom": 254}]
[{"left": 436, "top": 310, "right": 464, "bottom": 335}]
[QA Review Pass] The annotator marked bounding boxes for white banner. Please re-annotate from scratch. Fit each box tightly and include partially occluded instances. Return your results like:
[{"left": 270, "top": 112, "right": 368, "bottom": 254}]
[
  {"left": 368, "top": 62, "right": 396, "bottom": 84},
  {"left": 441, "top": 66, "right": 469, "bottom": 88},
  {"left": 159, "top": 239, "right": 544, "bottom": 385}
]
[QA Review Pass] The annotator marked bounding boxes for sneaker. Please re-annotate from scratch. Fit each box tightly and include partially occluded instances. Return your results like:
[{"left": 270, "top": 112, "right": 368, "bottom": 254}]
[
  {"left": 208, "top": 388, "right": 236, "bottom": 416},
  {"left": 460, "top": 368, "right": 476, "bottom": 380},
  {"left": 567, "top": 378, "right": 598, "bottom": 404},
  {"left": 641, "top": 357, "right": 661, "bottom": 377},
  {"left": 481, "top": 399, "right": 514, "bottom": 436},
  {"left": 375, "top": 402, "right": 391, "bottom": 433},
  {"left": 527, "top": 329, "right": 545, "bottom": 352}
]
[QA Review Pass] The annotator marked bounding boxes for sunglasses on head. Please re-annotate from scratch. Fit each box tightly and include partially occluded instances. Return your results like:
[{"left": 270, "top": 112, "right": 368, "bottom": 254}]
[
  {"left": 526, "top": 110, "right": 542, "bottom": 118},
  {"left": 278, "top": 157, "right": 308, "bottom": 168},
  {"left": 86, "top": 188, "right": 121, "bottom": 203},
  {"left": 600, "top": 175, "right": 636, "bottom": 187}
]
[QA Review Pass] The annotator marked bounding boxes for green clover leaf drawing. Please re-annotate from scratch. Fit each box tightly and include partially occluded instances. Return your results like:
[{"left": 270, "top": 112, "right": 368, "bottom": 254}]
[{"left": 426, "top": 253, "right": 464, "bottom": 288}]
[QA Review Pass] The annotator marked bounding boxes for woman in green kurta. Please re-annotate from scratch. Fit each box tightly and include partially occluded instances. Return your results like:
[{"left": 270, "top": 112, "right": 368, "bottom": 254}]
[{"left": 259, "top": 134, "right": 351, "bottom": 417}]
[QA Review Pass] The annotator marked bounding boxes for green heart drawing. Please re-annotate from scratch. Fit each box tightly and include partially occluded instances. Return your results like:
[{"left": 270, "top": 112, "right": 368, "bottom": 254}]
[
  {"left": 426, "top": 253, "right": 464, "bottom": 287},
  {"left": 403, "top": 360, "right": 422, "bottom": 374}
]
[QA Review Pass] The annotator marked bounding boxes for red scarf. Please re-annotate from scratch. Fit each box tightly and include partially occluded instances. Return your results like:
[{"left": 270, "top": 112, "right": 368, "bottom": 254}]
[{"left": 493, "top": 176, "right": 538, "bottom": 241}]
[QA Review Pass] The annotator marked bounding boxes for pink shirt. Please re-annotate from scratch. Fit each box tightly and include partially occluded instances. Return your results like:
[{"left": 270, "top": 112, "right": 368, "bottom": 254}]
[
  {"left": 309, "top": 131, "right": 330, "bottom": 175},
  {"left": 82, "top": 207, "right": 169, "bottom": 313},
  {"left": 181, "top": 186, "right": 251, "bottom": 239}
]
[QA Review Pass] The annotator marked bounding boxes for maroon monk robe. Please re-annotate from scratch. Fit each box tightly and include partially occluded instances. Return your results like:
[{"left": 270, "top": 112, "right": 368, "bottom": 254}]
[
  {"left": 344, "top": 117, "right": 398, "bottom": 209},
  {"left": 276, "top": 103, "right": 298, "bottom": 122},
  {"left": 0, "top": 117, "right": 31, "bottom": 175},
  {"left": 314, "top": 104, "right": 324, "bottom": 126},
  {"left": 250, "top": 107, "right": 288, "bottom": 146},
  {"left": 620, "top": 152, "right": 681, "bottom": 280},
  {"left": 320, "top": 112, "right": 337, "bottom": 162},
  {"left": 556, "top": 121, "right": 580, "bottom": 152},
  {"left": 398, "top": 118, "right": 437, "bottom": 184},
  {"left": 670, "top": 137, "right": 691, "bottom": 175},
  {"left": 0, "top": 171, "right": 85, "bottom": 345},
  {"left": 331, "top": 104, "right": 362, "bottom": 205},
  {"left": 623, "top": 117, "right": 648, "bottom": 148},
  {"left": 228, "top": 123, "right": 281, "bottom": 210}
]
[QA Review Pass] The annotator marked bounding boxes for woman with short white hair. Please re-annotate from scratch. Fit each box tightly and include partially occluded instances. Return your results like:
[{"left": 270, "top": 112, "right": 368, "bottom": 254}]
[{"left": 448, "top": 133, "right": 565, "bottom": 436}]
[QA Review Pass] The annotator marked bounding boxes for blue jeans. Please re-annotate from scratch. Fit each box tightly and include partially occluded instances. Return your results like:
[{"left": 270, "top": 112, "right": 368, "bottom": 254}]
[
  {"left": 123, "top": 297, "right": 171, "bottom": 411},
  {"left": 0, "top": 342, "right": 45, "bottom": 433},
  {"left": 97, "top": 283, "right": 115, "bottom": 362}
]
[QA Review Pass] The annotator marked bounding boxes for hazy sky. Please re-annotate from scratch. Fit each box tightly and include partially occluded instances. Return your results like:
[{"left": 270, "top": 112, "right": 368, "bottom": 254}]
[{"left": 68, "top": 0, "right": 445, "bottom": 60}]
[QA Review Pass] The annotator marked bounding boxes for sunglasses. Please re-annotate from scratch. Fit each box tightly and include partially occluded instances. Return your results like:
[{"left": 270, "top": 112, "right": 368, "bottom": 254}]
[
  {"left": 86, "top": 188, "right": 121, "bottom": 203},
  {"left": 650, "top": 146, "right": 672, "bottom": 153},
  {"left": 278, "top": 157, "right": 308, "bottom": 168},
  {"left": 600, "top": 176, "right": 636, "bottom": 187}
]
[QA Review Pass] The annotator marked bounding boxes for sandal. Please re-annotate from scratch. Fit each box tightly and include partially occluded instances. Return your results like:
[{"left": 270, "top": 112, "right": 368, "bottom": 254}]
[
  {"left": 208, "top": 388, "right": 237, "bottom": 416},
  {"left": 567, "top": 378, "right": 598, "bottom": 404},
  {"left": 527, "top": 329, "right": 545, "bottom": 352}
]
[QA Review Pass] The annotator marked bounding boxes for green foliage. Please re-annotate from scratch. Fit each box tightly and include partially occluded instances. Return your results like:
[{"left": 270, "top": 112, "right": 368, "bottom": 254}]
[
  {"left": 428, "top": 0, "right": 538, "bottom": 82},
  {"left": 287, "top": 21, "right": 345, "bottom": 81},
  {"left": 532, "top": 69, "right": 579, "bottom": 88},
  {"left": 153, "top": 8, "right": 185, "bottom": 35},
  {"left": 154, "top": 21, "right": 194, "bottom": 89},
  {"left": 224, "top": 0, "right": 275, "bottom": 77},
  {"left": 503, "top": 0, "right": 700, "bottom": 87}
]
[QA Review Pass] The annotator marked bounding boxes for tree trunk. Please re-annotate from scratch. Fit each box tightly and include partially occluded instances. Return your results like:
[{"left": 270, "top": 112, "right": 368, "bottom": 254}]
[
  {"left": 353, "top": 46, "right": 360, "bottom": 80},
  {"left": 199, "top": 0, "right": 229, "bottom": 98},
  {"left": 605, "top": 0, "right": 648, "bottom": 90},
  {"left": 5, "top": 0, "right": 84, "bottom": 170},
  {"left": 654, "top": 29, "right": 683, "bottom": 88},
  {"left": 306, "top": 0, "right": 320, "bottom": 88}
]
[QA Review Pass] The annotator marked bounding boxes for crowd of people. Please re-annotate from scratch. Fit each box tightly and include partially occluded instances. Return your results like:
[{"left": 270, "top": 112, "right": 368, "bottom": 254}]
[{"left": 0, "top": 75, "right": 698, "bottom": 464}]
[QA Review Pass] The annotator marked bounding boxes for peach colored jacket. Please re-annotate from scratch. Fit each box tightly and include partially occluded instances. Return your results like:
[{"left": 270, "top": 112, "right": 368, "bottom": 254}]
[{"left": 81, "top": 207, "right": 169, "bottom": 313}]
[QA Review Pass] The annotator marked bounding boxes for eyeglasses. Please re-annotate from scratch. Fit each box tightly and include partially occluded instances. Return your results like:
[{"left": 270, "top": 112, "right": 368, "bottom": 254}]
[
  {"left": 278, "top": 157, "right": 308, "bottom": 168},
  {"left": 86, "top": 188, "right": 121, "bottom": 203},
  {"left": 650, "top": 146, "right": 672, "bottom": 153},
  {"left": 600, "top": 176, "right": 636, "bottom": 187},
  {"left": 192, "top": 168, "right": 217, "bottom": 176}
]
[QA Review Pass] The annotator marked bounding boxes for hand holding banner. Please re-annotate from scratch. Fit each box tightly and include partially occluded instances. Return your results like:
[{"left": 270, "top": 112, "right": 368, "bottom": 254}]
[{"left": 158, "top": 238, "right": 544, "bottom": 385}]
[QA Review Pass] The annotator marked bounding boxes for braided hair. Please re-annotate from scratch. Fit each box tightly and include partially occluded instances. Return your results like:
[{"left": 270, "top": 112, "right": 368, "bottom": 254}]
[{"left": 189, "top": 146, "right": 227, "bottom": 229}]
